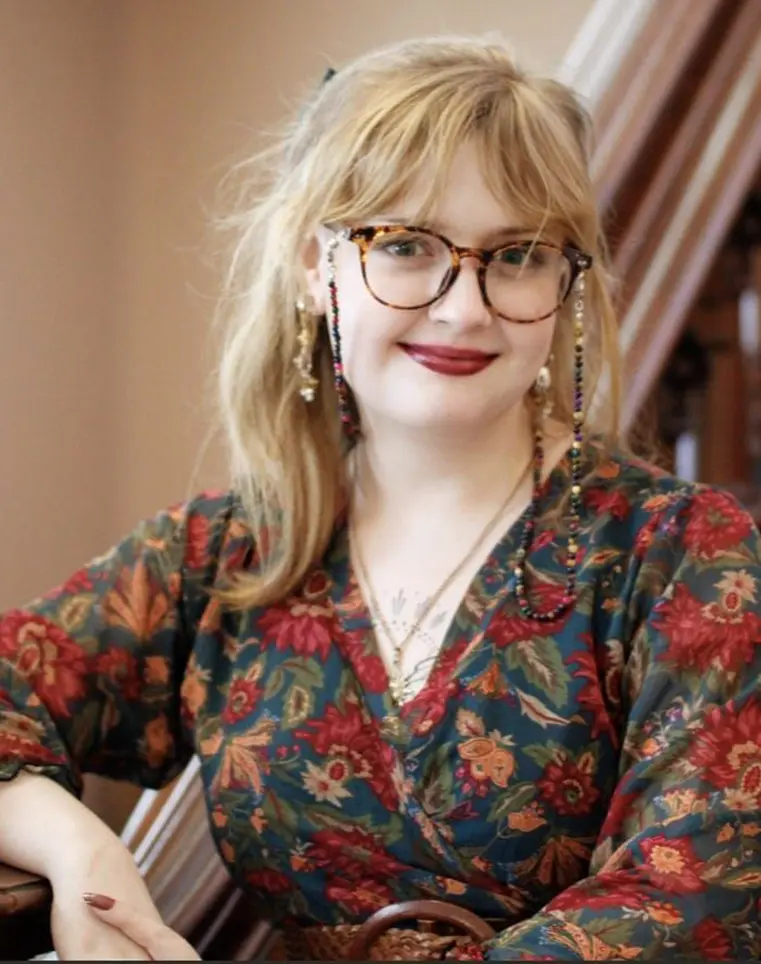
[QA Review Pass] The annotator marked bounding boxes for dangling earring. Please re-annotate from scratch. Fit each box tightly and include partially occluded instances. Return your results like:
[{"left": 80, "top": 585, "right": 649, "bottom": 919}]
[
  {"left": 514, "top": 274, "right": 587, "bottom": 622},
  {"left": 294, "top": 299, "right": 319, "bottom": 402},
  {"left": 533, "top": 356, "right": 554, "bottom": 418},
  {"left": 326, "top": 237, "right": 358, "bottom": 436}
]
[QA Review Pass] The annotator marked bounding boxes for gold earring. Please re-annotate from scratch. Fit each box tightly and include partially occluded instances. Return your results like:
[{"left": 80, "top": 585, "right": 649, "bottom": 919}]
[
  {"left": 534, "top": 359, "right": 553, "bottom": 418},
  {"left": 294, "top": 299, "right": 319, "bottom": 403}
]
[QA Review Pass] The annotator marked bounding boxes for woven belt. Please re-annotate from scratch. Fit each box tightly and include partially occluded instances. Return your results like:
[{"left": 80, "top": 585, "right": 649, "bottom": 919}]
[{"left": 265, "top": 900, "right": 499, "bottom": 961}]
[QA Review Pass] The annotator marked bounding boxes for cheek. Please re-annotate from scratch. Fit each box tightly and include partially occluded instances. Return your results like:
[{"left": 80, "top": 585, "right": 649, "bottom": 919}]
[
  {"left": 337, "top": 295, "right": 414, "bottom": 373},
  {"left": 503, "top": 318, "right": 556, "bottom": 369}
]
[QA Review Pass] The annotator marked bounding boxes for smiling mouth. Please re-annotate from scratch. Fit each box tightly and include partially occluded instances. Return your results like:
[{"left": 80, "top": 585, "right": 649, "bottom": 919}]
[{"left": 398, "top": 342, "right": 499, "bottom": 376}]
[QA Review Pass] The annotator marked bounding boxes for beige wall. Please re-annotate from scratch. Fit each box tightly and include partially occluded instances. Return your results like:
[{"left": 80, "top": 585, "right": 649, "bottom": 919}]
[{"left": 1, "top": 0, "right": 592, "bottom": 612}]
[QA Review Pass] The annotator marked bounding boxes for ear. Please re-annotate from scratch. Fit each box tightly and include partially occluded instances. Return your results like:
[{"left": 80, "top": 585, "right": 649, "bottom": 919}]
[{"left": 301, "top": 235, "right": 327, "bottom": 314}]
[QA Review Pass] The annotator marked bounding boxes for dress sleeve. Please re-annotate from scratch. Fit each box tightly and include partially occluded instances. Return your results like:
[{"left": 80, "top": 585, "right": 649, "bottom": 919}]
[
  {"left": 0, "top": 491, "right": 238, "bottom": 797},
  {"left": 485, "top": 487, "right": 761, "bottom": 961}
]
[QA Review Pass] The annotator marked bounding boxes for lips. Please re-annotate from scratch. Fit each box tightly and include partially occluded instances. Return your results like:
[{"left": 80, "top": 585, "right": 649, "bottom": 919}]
[{"left": 399, "top": 342, "right": 498, "bottom": 376}]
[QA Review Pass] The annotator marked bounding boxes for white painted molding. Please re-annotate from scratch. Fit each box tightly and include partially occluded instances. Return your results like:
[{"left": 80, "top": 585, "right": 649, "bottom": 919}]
[{"left": 557, "top": 0, "right": 656, "bottom": 106}]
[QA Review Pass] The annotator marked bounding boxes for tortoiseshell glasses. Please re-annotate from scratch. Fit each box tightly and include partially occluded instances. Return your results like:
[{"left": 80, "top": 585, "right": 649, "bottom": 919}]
[{"left": 329, "top": 224, "right": 592, "bottom": 324}]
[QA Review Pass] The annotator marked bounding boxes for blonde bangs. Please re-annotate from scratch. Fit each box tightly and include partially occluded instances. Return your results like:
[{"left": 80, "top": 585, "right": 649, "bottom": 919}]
[{"left": 215, "top": 35, "right": 622, "bottom": 611}]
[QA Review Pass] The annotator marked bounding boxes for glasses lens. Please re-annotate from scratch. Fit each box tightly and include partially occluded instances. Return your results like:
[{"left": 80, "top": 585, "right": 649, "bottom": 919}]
[
  {"left": 486, "top": 243, "right": 572, "bottom": 321},
  {"left": 363, "top": 229, "right": 452, "bottom": 308}
]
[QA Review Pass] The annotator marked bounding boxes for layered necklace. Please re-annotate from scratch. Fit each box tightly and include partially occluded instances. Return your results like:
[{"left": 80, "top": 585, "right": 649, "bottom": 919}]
[{"left": 349, "top": 458, "right": 534, "bottom": 707}]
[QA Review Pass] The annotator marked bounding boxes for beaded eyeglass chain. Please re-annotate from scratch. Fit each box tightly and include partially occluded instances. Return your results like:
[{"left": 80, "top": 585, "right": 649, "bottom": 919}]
[
  {"left": 326, "top": 236, "right": 589, "bottom": 621},
  {"left": 514, "top": 273, "right": 586, "bottom": 622},
  {"left": 326, "top": 237, "right": 359, "bottom": 438}
]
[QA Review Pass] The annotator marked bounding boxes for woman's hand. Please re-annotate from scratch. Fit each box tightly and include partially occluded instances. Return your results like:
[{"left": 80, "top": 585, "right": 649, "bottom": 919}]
[{"left": 82, "top": 893, "right": 200, "bottom": 960}]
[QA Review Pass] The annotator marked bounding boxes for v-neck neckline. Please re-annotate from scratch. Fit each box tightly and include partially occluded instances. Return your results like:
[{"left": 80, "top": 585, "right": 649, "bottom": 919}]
[{"left": 327, "top": 444, "right": 579, "bottom": 743}]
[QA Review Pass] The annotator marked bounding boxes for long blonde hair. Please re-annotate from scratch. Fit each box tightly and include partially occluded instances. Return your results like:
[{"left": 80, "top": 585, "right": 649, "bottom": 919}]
[{"left": 215, "top": 35, "right": 622, "bottom": 609}]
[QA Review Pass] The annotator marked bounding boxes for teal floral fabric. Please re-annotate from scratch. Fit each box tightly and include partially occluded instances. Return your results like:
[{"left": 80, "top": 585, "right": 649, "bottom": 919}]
[{"left": 2, "top": 448, "right": 761, "bottom": 960}]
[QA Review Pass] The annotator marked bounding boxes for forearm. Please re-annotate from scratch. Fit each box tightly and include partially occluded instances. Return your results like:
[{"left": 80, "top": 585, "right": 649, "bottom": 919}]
[{"left": 0, "top": 772, "right": 158, "bottom": 917}]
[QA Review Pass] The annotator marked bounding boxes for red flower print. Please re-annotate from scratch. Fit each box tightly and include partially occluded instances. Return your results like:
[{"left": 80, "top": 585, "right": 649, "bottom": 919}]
[
  {"left": 688, "top": 699, "right": 761, "bottom": 808},
  {"left": 684, "top": 489, "right": 753, "bottom": 560},
  {"left": 325, "top": 876, "right": 395, "bottom": 916},
  {"left": 0, "top": 611, "right": 87, "bottom": 718},
  {"left": 246, "top": 868, "right": 293, "bottom": 895},
  {"left": 653, "top": 581, "right": 761, "bottom": 675},
  {"left": 537, "top": 754, "right": 600, "bottom": 816},
  {"left": 693, "top": 918, "right": 733, "bottom": 961},
  {"left": 309, "top": 826, "right": 404, "bottom": 879},
  {"left": 569, "top": 646, "right": 617, "bottom": 743},
  {"left": 403, "top": 636, "right": 470, "bottom": 734},
  {"left": 633, "top": 510, "right": 665, "bottom": 560},
  {"left": 184, "top": 512, "right": 211, "bottom": 569},
  {"left": 639, "top": 834, "right": 706, "bottom": 894},
  {"left": 92, "top": 648, "right": 141, "bottom": 700},
  {"left": 404, "top": 678, "right": 461, "bottom": 736},
  {"left": 598, "top": 789, "right": 639, "bottom": 841},
  {"left": 0, "top": 731, "right": 64, "bottom": 766},
  {"left": 584, "top": 487, "right": 631, "bottom": 521},
  {"left": 445, "top": 942, "right": 485, "bottom": 960},
  {"left": 340, "top": 630, "right": 387, "bottom": 693},
  {"left": 549, "top": 872, "right": 647, "bottom": 912},
  {"left": 302, "top": 569, "right": 330, "bottom": 599},
  {"left": 296, "top": 701, "right": 398, "bottom": 808},
  {"left": 47, "top": 567, "right": 95, "bottom": 598},
  {"left": 533, "top": 529, "right": 556, "bottom": 552},
  {"left": 489, "top": 583, "right": 571, "bottom": 648},
  {"left": 257, "top": 597, "right": 334, "bottom": 661},
  {"left": 222, "top": 678, "right": 263, "bottom": 724}
]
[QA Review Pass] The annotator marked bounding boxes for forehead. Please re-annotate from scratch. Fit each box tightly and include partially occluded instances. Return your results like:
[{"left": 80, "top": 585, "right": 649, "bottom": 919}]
[{"left": 368, "top": 139, "right": 558, "bottom": 243}]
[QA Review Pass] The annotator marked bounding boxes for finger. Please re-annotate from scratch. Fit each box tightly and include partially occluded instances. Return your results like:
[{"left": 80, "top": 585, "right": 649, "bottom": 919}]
[{"left": 82, "top": 894, "right": 199, "bottom": 961}]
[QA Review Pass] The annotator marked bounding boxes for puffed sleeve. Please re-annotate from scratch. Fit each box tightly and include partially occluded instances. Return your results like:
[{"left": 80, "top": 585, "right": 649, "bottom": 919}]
[
  {"left": 485, "top": 487, "right": 761, "bottom": 961},
  {"left": 0, "top": 490, "right": 240, "bottom": 797}
]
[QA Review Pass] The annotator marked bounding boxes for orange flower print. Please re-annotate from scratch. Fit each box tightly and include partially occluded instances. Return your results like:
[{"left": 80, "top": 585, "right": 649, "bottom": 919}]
[
  {"left": 215, "top": 716, "right": 276, "bottom": 794},
  {"left": 143, "top": 656, "right": 170, "bottom": 686},
  {"left": 507, "top": 806, "right": 547, "bottom": 833},
  {"left": 646, "top": 900, "right": 683, "bottom": 926},
  {"left": 142, "top": 714, "right": 174, "bottom": 769},
  {"left": 180, "top": 660, "right": 209, "bottom": 722},
  {"left": 102, "top": 560, "right": 170, "bottom": 641},
  {"left": 458, "top": 737, "right": 515, "bottom": 788}
]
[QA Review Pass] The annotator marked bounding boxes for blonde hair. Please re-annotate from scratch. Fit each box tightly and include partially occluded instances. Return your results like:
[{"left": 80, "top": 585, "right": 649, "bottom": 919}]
[{"left": 215, "top": 35, "right": 622, "bottom": 609}]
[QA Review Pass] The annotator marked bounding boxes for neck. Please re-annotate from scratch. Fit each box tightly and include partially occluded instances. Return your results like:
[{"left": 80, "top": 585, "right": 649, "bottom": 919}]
[{"left": 350, "top": 404, "right": 538, "bottom": 518}]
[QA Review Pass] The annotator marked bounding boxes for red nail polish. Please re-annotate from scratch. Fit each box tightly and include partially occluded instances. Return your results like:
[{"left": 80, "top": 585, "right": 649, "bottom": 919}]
[{"left": 82, "top": 893, "right": 116, "bottom": 910}]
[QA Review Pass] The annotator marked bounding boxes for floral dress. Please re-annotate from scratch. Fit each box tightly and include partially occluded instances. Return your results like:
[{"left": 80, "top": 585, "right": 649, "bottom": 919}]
[{"left": 2, "top": 448, "right": 761, "bottom": 960}]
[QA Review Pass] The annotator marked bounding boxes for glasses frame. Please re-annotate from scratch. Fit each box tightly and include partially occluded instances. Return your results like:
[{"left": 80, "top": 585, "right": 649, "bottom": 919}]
[{"left": 329, "top": 223, "right": 593, "bottom": 324}]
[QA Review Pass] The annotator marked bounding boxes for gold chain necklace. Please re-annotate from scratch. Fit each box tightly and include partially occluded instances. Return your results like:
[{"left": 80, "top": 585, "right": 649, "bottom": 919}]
[{"left": 350, "top": 460, "right": 534, "bottom": 706}]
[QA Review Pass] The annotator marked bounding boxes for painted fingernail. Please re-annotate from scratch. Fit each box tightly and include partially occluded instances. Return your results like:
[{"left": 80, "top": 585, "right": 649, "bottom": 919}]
[{"left": 82, "top": 893, "right": 116, "bottom": 910}]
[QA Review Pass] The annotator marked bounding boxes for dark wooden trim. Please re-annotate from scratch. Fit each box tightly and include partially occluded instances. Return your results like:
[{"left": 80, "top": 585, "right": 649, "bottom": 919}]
[
  {"left": 622, "top": 60, "right": 761, "bottom": 427},
  {"left": 592, "top": 0, "right": 727, "bottom": 210}
]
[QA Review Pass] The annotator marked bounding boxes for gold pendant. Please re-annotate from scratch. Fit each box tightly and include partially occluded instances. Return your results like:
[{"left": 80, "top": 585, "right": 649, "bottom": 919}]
[
  {"left": 390, "top": 674, "right": 406, "bottom": 705},
  {"left": 380, "top": 713, "right": 410, "bottom": 745}
]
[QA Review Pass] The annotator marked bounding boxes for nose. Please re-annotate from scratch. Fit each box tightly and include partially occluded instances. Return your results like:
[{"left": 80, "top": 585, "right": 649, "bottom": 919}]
[{"left": 428, "top": 257, "right": 493, "bottom": 329}]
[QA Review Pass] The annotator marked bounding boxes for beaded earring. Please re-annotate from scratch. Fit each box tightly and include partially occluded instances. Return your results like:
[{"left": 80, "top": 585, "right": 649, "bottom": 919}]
[
  {"left": 294, "top": 299, "right": 319, "bottom": 402},
  {"left": 513, "top": 273, "right": 586, "bottom": 622},
  {"left": 326, "top": 237, "right": 358, "bottom": 436}
]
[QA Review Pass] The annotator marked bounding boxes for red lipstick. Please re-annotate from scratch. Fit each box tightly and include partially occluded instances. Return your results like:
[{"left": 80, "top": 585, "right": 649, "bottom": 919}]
[{"left": 399, "top": 343, "right": 498, "bottom": 376}]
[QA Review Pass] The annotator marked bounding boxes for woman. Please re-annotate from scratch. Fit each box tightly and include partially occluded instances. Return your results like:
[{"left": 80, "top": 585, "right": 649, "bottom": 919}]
[{"left": 2, "top": 34, "right": 761, "bottom": 962}]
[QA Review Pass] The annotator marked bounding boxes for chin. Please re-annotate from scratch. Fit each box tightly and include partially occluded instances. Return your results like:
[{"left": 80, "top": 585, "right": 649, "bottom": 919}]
[{"left": 388, "top": 397, "right": 513, "bottom": 433}]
